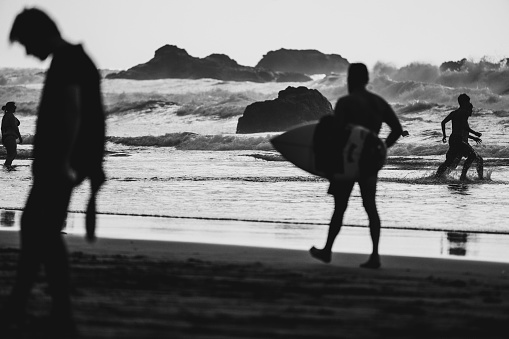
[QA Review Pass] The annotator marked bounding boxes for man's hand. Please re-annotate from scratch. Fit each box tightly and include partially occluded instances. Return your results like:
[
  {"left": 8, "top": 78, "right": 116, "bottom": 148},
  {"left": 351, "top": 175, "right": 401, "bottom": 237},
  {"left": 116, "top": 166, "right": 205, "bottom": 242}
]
[
  {"left": 475, "top": 131, "right": 482, "bottom": 137},
  {"left": 473, "top": 137, "right": 482, "bottom": 145}
]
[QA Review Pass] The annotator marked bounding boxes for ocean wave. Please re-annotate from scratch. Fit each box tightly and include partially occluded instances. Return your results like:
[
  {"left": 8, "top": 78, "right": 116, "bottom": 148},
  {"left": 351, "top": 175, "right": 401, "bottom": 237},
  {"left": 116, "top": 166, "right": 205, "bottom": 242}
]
[
  {"left": 106, "top": 99, "right": 178, "bottom": 115},
  {"left": 107, "top": 133, "right": 274, "bottom": 151},
  {"left": 389, "top": 142, "right": 509, "bottom": 158},
  {"left": 106, "top": 132, "right": 509, "bottom": 158}
]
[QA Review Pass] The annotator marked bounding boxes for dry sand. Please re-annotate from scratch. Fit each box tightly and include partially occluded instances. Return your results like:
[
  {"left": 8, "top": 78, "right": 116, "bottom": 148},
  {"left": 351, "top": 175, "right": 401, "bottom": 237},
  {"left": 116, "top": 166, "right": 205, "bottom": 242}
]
[{"left": 1, "top": 230, "right": 509, "bottom": 338}]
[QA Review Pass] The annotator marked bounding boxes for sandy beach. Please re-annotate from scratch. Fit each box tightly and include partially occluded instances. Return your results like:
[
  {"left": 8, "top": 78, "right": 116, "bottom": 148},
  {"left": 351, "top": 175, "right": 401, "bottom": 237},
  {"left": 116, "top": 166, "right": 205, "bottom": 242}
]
[{"left": 1, "top": 220, "right": 509, "bottom": 339}]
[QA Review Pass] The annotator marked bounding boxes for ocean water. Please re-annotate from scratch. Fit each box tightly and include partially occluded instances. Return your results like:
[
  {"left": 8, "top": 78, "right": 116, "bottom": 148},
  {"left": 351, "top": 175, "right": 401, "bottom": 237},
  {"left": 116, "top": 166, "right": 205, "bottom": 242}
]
[{"left": 1, "top": 62, "right": 509, "bottom": 257}]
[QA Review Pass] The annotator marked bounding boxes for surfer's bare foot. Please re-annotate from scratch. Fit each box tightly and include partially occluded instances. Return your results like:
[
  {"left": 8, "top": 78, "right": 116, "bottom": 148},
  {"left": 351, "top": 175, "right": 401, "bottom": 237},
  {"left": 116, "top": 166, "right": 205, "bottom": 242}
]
[
  {"left": 309, "top": 246, "right": 331, "bottom": 263},
  {"left": 360, "top": 255, "right": 381, "bottom": 269}
]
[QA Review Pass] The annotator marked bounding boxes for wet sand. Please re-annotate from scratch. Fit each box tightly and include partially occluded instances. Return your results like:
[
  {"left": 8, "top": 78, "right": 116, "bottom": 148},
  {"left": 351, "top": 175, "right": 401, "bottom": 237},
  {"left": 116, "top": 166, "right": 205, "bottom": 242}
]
[{"left": 1, "top": 229, "right": 508, "bottom": 339}]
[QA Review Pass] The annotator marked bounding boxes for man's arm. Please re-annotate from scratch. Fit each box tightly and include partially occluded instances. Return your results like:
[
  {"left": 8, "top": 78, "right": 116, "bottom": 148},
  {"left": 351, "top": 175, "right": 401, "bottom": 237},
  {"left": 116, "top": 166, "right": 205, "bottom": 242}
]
[
  {"left": 441, "top": 113, "right": 454, "bottom": 143},
  {"left": 468, "top": 126, "right": 482, "bottom": 137},
  {"left": 468, "top": 134, "right": 482, "bottom": 144},
  {"left": 60, "top": 85, "right": 81, "bottom": 182}
]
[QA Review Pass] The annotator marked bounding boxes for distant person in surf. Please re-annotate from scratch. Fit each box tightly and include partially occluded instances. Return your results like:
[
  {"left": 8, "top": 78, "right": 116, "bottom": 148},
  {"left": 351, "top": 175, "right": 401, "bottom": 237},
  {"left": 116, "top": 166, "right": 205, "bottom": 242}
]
[
  {"left": 2, "top": 8, "right": 106, "bottom": 337},
  {"left": 310, "top": 63, "right": 403, "bottom": 269},
  {"left": 1, "top": 101, "right": 23, "bottom": 170},
  {"left": 434, "top": 94, "right": 483, "bottom": 181}
]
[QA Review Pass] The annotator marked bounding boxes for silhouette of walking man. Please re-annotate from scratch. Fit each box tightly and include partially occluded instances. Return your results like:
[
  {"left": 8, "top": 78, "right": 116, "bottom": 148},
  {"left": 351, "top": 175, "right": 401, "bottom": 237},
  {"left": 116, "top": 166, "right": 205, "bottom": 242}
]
[
  {"left": 435, "top": 94, "right": 483, "bottom": 180},
  {"left": 2, "top": 8, "right": 106, "bottom": 337},
  {"left": 2, "top": 101, "right": 23, "bottom": 170},
  {"left": 310, "top": 63, "right": 403, "bottom": 269}
]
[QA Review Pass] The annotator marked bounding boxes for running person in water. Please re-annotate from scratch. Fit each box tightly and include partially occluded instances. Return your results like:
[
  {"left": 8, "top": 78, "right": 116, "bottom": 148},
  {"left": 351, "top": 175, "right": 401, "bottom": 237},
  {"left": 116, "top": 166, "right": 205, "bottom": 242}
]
[{"left": 435, "top": 94, "right": 483, "bottom": 180}]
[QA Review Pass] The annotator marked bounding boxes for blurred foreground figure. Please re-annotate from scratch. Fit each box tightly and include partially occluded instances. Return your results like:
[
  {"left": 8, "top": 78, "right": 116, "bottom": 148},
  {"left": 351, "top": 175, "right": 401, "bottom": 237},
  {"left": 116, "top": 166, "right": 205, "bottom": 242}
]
[{"left": 2, "top": 8, "right": 105, "bottom": 337}]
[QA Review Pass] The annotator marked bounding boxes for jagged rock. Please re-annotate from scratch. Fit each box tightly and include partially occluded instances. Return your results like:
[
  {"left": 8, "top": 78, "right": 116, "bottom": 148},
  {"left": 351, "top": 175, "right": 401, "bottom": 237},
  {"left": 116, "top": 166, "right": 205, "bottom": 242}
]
[
  {"left": 439, "top": 58, "right": 467, "bottom": 72},
  {"left": 256, "top": 49, "right": 349, "bottom": 75},
  {"left": 236, "top": 86, "right": 333, "bottom": 133},
  {"left": 106, "top": 45, "right": 311, "bottom": 82}
]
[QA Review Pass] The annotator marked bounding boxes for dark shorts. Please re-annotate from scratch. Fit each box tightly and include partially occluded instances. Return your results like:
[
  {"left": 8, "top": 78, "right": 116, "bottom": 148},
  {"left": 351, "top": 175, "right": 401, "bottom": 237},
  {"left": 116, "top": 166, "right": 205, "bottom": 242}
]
[
  {"left": 446, "top": 136, "right": 476, "bottom": 160},
  {"left": 327, "top": 174, "right": 377, "bottom": 196}
]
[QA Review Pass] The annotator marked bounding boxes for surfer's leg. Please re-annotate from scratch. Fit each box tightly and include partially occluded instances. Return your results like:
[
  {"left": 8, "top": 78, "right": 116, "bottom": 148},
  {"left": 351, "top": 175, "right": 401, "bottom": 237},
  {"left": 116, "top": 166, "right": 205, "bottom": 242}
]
[
  {"left": 310, "top": 180, "right": 354, "bottom": 263},
  {"left": 358, "top": 176, "right": 381, "bottom": 269}
]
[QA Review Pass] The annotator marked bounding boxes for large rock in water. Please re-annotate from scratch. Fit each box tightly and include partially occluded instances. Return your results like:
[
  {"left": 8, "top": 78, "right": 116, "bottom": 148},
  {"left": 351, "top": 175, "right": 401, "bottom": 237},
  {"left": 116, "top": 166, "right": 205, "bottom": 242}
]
[
  {"left": 236, "top": 86, "right": 333, "bottom": 133},
  {"left": 256, "top": 49, "right": 349, "bottom": 75},
  {"left": 106, "top": 45, "right": 312, "bottom": 82}
]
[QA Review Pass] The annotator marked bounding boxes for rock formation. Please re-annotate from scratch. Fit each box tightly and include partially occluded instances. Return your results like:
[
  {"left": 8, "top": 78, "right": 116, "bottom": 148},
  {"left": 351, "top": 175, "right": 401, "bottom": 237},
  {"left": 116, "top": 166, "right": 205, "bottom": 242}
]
[
  {"left": 236, "top": 86, "right": 333, "bottom": 133},
  {"left": 106, "top": 45, "right": 311, "bottom": 82},
  {"left": 256, "top": 49, "right": 349, "bottom": 75}
]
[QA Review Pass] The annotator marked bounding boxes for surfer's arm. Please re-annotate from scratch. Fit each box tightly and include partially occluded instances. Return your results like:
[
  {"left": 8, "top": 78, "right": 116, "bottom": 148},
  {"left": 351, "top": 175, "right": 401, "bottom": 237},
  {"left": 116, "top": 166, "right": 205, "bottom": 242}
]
[{"left": 383, "top": 107, "right": 403, "bottom": 148}]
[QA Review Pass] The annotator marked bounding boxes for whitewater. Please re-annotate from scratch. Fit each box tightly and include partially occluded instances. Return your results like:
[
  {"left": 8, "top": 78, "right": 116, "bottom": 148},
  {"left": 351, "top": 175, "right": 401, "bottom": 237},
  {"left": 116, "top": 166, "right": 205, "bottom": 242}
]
[{"left": 1, "top": 60, "right": 509, "bottom": 258}]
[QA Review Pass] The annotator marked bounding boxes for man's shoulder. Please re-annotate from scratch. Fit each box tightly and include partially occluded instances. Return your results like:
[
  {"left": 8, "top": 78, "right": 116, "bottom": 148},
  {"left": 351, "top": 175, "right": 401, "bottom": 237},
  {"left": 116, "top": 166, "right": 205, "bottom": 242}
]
[{"left": 450, "top": 107, "right": 467, "bottom": 119}]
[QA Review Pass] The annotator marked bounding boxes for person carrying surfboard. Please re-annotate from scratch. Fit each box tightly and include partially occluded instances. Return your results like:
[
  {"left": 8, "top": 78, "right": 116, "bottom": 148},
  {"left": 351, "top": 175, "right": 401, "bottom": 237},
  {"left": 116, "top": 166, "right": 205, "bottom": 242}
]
[
  {"left": 310, "top": 63, "right": 403, "bottom": 269},
  {"left": 434, "top": 94, "right": 483, "bottom": 180},
  {"left": 1, "top": 101, "right": 23, "bottom": 170}
]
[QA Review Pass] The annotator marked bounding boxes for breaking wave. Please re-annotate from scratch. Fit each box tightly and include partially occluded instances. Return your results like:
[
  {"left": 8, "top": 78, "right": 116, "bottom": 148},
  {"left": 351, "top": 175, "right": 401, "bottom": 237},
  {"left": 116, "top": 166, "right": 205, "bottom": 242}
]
[{"left": 107, "top": 133, "right": 273, "bottom": 151}]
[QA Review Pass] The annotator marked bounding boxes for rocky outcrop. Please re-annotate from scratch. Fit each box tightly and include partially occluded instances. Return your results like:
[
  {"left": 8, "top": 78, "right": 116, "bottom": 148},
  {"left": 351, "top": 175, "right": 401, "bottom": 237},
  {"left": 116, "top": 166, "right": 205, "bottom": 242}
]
[
  {"left": 106, "top": 45, "right": 312, "bottom": 82},
  {"left": 236, "top": 86, "right": 333, "bottom": 133},
  {"left": 256, "top": 49, "right": 349, "bottom": 75},
  {"left": 439, "top": 58, "right": 467, "bottom": 72}
]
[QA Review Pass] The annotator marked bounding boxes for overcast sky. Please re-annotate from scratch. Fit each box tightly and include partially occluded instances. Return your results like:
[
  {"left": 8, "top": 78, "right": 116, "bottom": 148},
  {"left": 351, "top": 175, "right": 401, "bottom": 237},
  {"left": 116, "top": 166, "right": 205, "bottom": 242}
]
[{"left": 1, "top": 0, "right": 508, "bottom": 70}]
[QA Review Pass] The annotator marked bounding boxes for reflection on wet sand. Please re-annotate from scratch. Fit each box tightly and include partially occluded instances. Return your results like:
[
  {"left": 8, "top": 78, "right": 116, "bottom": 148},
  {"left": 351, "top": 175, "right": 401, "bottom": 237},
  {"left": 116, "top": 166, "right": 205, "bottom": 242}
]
[
  {"left": 447, "top": 232, "right": 469, "bottom": 256},
  {"left": 0, "top": 209, "right": 16, "bottom": 227}
]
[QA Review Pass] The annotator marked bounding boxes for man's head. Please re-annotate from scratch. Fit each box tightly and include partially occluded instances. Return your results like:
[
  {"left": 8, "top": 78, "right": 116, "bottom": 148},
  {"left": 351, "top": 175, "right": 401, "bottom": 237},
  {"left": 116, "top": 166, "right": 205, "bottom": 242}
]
[
  {"left": 347, "top": 63, "right": 369, "bottom": 92},
  {"left": 457, "top": 93, "right": 470, "bottom": 108},
  {"left": 9, "top": 8, "right": 61, "bottom": 61},
  {"left": 466, "top": 102, "right": 473, "bottom": 116}
]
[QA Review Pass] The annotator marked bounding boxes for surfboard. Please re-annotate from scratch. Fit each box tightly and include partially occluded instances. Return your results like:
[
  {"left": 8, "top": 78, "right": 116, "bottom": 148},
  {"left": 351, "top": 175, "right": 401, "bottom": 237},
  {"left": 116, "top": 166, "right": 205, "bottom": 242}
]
[{"left": 270, "top": 122, "right": 386, "bottom": 180}]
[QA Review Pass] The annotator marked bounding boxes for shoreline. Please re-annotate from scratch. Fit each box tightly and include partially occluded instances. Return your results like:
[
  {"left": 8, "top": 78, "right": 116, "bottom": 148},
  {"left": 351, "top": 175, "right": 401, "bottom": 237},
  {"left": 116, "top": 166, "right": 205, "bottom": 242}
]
[
  {"left": 1, "top": 209, "right": 509, "bottom": 263},
  {"left": 1, "top": 230, "right": 508, "bottom": 338}
]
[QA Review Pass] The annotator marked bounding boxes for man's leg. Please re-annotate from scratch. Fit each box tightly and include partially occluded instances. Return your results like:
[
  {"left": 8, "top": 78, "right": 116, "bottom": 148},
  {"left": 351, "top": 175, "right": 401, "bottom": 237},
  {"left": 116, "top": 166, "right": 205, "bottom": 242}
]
[
  {"left": 358, "top": 175, "right": 381, "bottom": 269},
  {"left": 41, "top": 182, "right": 75, "bottom": 333},
  {"left": 3, "top": 193, "right": 43, "bottom": 326},
  {"left": 460, "top": 145, "right": 479, "bottom": 181},
  {"left": 310, "top": 180, "right": 355, "bottom": 263},
  {"left": 435, "top": 148, "right": 459, "bottom": 178}
]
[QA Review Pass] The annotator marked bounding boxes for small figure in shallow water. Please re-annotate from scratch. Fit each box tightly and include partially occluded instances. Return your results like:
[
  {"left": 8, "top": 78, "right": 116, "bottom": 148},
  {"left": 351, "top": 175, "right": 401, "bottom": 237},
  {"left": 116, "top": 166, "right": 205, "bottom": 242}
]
[
  {"left": 309, "top": 63, "right": 403, "bottom": 269},
  {"left": 1, "top": 101, "right": 23, "bottom": 169},
  {"left": 435, "top": 94, "right": 483, "bottom": 181}
]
